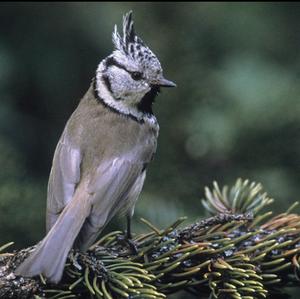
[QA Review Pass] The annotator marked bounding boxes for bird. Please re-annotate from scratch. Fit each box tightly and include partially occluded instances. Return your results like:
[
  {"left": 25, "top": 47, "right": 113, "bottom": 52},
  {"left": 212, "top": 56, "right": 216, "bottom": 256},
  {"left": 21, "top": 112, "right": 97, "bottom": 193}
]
[{"left": 15, "top": 11, "right": 176, "bottom": 283}]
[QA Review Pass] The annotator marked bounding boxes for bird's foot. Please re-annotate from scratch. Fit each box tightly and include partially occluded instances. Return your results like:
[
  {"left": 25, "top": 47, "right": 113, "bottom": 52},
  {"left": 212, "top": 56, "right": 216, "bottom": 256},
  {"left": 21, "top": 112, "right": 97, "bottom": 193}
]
[{"left": 117, "top": 234, "right": 139, "bottom": 255}]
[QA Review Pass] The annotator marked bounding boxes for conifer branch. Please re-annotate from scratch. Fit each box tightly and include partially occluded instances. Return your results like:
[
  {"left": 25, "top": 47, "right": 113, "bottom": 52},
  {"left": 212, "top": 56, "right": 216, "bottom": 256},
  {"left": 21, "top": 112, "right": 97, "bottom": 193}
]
[{"left": 1, "top": 179, "right": 300, "bottom": 298}]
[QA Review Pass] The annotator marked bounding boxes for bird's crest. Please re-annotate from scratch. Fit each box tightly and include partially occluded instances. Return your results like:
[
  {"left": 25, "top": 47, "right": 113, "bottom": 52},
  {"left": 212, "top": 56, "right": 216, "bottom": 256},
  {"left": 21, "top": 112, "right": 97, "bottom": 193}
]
[
  {"left": 112, "top": 11, "right": 144, "bottom": 54},
  {"left": 112, "top": 11, "right": 160, "bottom": 69}
]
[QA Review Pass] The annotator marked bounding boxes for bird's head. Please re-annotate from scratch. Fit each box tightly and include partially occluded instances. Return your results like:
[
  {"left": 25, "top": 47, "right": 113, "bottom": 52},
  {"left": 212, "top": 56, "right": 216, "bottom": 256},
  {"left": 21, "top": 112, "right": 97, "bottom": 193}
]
[{"left": 95, "top": 11, "right": 176, "bottom": 117}]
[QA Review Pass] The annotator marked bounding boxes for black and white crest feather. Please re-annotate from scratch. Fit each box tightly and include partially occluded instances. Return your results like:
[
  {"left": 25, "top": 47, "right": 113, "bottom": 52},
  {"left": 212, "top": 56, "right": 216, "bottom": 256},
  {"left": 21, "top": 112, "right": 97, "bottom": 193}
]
[
  {"left": 112, "top": 11, "right": 160, "bottom": 69},
  {"left": 112, "top": 11, "right": 144, "bottom": 54}
]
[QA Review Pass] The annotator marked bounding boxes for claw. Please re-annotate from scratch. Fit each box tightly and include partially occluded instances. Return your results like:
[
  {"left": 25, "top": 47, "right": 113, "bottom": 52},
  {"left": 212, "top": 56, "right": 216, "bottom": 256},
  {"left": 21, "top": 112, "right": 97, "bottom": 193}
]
[{"left": 117, "top": 234, "right": 138, "bottom": 255}]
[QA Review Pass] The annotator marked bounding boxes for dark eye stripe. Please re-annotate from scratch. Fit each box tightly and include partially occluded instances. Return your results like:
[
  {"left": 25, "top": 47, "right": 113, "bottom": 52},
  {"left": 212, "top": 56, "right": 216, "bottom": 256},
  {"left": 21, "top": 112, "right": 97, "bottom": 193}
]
[
  {"left": 105, "top": 57, "right": 143, "bottom": 80},
  {"left": 101, "top": 74, "right": 112, "bottom": 94},
  {"left": 105, "top": 57, "right": 128, "bottom": 72}
]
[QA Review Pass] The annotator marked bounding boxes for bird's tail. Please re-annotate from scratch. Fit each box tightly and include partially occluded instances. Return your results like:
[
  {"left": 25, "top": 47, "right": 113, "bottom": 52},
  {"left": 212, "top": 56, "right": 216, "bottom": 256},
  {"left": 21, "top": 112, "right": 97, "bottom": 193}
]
[{"left": 15, "top": 183, "right": 91, "bottom": 283}]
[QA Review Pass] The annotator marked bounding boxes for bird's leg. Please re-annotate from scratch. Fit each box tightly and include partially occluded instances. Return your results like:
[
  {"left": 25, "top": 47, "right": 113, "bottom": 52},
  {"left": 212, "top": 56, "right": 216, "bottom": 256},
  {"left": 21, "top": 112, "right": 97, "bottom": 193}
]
[
  {"left": 125, "top": 215, "right": 138, "bottom": 254},
  {"left": 117, "top": 215, "right": 138, "bottom": 255},
  {"left": 126, "top": 215, "right": 132, "bottom": 240}
]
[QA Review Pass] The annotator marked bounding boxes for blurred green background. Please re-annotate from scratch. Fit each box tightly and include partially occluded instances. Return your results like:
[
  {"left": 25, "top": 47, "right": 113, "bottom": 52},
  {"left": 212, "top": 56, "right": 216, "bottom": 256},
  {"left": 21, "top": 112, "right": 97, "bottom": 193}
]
[{"left": 0, "top": 2, "right": 300, "bottom": 297}]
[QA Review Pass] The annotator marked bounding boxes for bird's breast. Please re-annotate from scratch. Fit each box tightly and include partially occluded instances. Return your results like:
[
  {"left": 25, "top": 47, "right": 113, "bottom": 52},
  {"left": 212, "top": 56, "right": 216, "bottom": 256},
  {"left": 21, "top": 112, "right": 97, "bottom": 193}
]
[{"left": 66, "top": 91, "right": 159, "bottom": 171}]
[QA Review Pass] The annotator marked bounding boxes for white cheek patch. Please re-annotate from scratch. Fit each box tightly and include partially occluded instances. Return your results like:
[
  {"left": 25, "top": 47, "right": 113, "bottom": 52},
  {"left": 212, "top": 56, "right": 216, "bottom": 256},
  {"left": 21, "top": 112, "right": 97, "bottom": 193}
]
[
  {"left": 96, "top": 61, "right": 157, "bottom": 127},
  {"left": 108, "top": 66, "right": 150, "bottom": 104}
]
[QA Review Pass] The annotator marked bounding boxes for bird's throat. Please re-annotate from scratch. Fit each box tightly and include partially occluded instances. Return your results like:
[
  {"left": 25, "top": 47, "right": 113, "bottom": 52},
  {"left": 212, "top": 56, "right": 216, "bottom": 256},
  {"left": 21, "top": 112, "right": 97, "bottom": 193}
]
[{"left": 137, "top": 86, "right": 160, "bottom": 115}]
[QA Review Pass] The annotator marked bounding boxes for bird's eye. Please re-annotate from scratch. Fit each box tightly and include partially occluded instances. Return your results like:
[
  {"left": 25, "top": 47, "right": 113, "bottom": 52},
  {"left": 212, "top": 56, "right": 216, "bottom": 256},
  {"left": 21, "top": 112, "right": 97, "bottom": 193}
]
[{"left": 131, "top": 72, "right": 143, "bottom": 81}]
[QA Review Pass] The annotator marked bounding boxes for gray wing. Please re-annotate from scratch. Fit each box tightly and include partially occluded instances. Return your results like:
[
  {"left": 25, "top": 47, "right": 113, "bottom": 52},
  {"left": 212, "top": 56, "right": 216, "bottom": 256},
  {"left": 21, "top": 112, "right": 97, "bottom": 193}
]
[
  {"left": 75, "top": 157, "right": 145, "bottom": 250},
  {"left": 46, "top": 132, "right": 81, "bottom": 232}
]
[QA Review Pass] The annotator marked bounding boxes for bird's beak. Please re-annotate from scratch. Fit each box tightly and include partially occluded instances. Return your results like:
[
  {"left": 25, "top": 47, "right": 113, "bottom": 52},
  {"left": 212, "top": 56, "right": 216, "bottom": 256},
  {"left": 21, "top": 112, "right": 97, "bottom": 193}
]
[{"left": 153, "top": 77, "right": 177, "bottom": 88}]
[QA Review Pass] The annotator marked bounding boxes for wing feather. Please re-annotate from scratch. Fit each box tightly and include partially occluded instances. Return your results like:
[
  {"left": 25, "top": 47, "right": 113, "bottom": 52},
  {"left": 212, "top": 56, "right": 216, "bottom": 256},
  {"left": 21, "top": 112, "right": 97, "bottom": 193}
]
[
  {"left": 75, "top": 157, "right": 143, "bottom": 250},
  {"left": 46, "top": 133, "right": 81, "bottom": 231}
]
